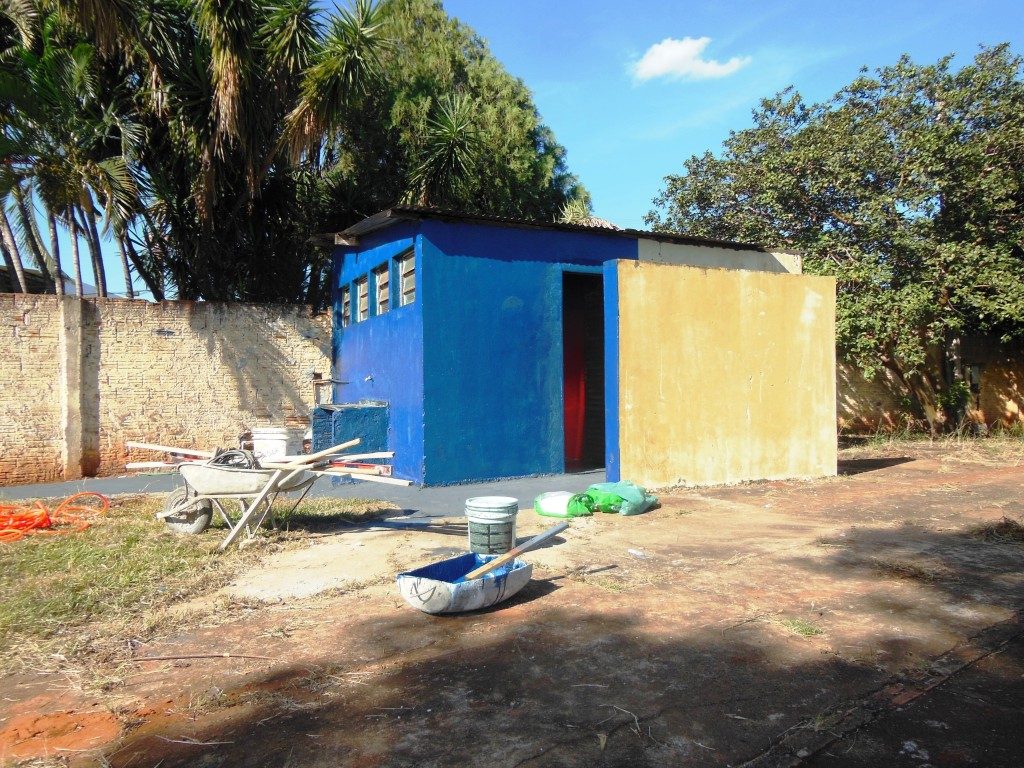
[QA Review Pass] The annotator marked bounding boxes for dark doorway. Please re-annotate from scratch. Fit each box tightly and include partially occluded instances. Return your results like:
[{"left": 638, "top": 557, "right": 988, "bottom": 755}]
[{"left": 563, "top": 272, "right": 605, "bottom": 471}]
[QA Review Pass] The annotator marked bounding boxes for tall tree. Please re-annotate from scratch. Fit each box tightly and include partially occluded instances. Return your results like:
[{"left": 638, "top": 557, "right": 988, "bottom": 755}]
[
  {"left": 1, "top": 0, "right": 587, "bottom": 302},
  {"left": 321, "top": 0, "right": 589, "bottom": 229},
  {"left": 647, "top": 45, "right": 1024, "bottom": 432}
]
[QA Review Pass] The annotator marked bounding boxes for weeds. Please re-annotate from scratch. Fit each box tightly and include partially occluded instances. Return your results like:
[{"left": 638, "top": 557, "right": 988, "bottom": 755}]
[
  {"left": 778, "top": 618, "right": 824, "bottom": 638},
  {"left": 871, "top": 559, "right": 942, "bottom": 583},
  {"left": 0, "top": 493, "right": 392, "bottom": 675},
  {"left": 840, "top": 432, "right": 1023, "bottom": 465},
  {"left": 970, "top": 517, "right": 1024, "bottom": 543}
]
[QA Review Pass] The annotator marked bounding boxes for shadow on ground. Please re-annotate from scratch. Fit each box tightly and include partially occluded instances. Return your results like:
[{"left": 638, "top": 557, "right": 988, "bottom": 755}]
[
  {"left": 837, "top": 456, "right": 915, "bottom": 475},
  {"left": 104, "top": 517, "right": 1024, "bottom": 768}
]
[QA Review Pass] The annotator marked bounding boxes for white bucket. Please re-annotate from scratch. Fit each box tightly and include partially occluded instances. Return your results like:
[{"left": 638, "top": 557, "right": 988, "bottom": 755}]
[
  {"left": 251, "top": 427, "right": 302, "bottom": 462},
  {"left": 465, "top": 496, "right": 519, "bottom": 555}
]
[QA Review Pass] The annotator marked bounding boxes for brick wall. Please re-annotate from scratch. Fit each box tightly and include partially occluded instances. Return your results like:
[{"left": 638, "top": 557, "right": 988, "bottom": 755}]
[
  {"left": 836, "top": 361, "right": 908, "bottom": 432},
  {"left": 0, "top": 295, "right": 64, "bottom": 485},
  {"left": 0, "top": 296, "right": 331, "bottom": 486},
  {"left": 837, "top": 340, "right": 1024, "bottom": 433}
]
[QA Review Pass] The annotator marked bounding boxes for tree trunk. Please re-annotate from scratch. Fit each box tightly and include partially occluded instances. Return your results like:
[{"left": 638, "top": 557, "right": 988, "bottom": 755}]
[
  {"left": 122, "top": 233, "right": 164, "bottom": 301},
  {"left": 48, "top": 212, "right": 65, "bottom": 297},
  {"left": 69, "top": 216, "right": 84, "bottom": 297},
  {"left": 116, "top": 235, "right": 135, "bottom": 299},
  {"left": 13, "top": 186, "right": 57, "bottom": 292},
  {"left": 881, "top": 352, "right": 942, "bottom": 435},
  {"left": 1, "top": 236, "right": 21, "bottom": 292},
  {"left": 78, "top": 200, "right": 107, "bottom": 297},
  {"left": 0, "top": 208, "right": 29, "bottom": 293}
]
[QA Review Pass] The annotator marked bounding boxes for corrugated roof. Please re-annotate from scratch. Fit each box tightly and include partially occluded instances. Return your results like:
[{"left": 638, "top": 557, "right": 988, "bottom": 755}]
[{"left": 337, "top": 206, "right": 767, "bottom": 253}]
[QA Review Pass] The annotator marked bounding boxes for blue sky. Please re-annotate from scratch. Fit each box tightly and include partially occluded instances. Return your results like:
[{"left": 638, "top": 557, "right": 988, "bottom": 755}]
[
  {"left": 79, "top": 0, "right": 1020, "bottom": 297},
  {"left": 443, "top": 0, "right": 1022, "bottom": 230}
]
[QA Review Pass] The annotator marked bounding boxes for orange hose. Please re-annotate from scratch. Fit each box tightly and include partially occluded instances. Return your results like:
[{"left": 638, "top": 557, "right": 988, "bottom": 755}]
[{"left": 0, "top": 492, "right": 110, "bottom": 542}]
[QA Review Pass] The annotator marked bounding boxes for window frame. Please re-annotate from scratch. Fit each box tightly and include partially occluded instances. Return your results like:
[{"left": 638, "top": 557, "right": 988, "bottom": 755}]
[
  {"left": 373, "top": 262, "right": 390, "bottom": 316},
  {"left": 355, "top": 276, "right": 369, "bottom": 322},
  {"left": 396, "top": 250, "right": 415, "bottom": 307},
  {"left": 340, "top": 284, "right": 351, "bottom": 327}
]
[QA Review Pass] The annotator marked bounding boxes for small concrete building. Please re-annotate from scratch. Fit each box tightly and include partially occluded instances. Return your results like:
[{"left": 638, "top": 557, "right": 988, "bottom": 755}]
[{"left": 320, "top": 206, "right": 836, "bottom": 487}]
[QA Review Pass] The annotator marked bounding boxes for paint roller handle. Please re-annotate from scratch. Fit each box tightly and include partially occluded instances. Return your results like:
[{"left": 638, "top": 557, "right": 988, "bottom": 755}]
[{"left": 461, "top": 522, "right": 570, "bottom": 581}]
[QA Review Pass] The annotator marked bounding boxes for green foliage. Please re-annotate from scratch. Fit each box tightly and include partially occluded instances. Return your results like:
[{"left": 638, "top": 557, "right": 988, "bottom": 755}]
[
  {"left": 558, "top": 196, "right": 592, "bottom": 224},
  {"left": 647, "top": 45, "right": 1024, "bottom": 430},
  {"left": 320, "top": 0, "right": 587, "bottom": 230},
  {"left": 1, "top": 0, "right": 586, "bottom": 302}
]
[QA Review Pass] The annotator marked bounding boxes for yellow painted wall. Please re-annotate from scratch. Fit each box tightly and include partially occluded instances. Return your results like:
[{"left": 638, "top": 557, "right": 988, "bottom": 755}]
[{"left": 616, "top": 261, "right": 836, "bottom": 488}]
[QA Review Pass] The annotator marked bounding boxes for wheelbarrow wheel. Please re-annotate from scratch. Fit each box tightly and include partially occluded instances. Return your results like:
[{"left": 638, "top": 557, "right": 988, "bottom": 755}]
[{"left": 161, "top": 487, "right": 213, "bottom": 535}]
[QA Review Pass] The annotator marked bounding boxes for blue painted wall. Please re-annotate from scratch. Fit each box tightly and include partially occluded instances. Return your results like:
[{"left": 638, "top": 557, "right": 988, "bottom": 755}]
[
  {"left": 419, "top": 220, "right": 635, "bottom": 484},
  {"left": 332, "top": 223, "right": 425, "bottom": 482},
  {"left": 602, "top": 259, "right": 622, "bottom": 483}
]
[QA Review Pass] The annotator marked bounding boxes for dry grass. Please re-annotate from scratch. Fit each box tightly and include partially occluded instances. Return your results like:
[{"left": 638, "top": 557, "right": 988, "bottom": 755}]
[
  {"left": 777, "top": 618, "right": 824, "bottom": 638},
  {"left": 970, "top": 516, "right": 1024, "bottom": 543},
  {"left": 840, "top": 433, "right": 1024, "bottom": 466},
  {"left": 0, "top": 493, "right": 394, "bottom": 677},
  {"left": 870, "top": 558, "right": 945, "bottom": 583}
]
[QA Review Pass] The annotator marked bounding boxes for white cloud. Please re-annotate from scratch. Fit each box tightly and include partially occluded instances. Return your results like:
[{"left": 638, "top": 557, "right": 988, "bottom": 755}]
[{"left": 632, "top": 37, "right": 751, "bottom": 82}]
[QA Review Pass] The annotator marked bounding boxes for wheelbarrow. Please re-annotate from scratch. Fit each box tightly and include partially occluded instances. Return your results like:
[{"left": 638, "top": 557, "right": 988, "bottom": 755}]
[{"left": 127, "top": 438, "right": 410, "bottom": 550}]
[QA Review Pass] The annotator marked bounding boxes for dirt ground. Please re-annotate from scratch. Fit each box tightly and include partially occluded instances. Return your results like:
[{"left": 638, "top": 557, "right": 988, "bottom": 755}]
[{"left": 2, "top": 442, "right": 1023, "bottom": 767}]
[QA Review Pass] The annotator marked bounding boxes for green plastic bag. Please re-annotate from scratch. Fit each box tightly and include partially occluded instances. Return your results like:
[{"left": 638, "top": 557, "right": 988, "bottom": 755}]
[
  {"left": 534, "top": 491, "right": 595, "bottom": 518},
  {"left": 585, "top": 481, "right": 657, "bottom": 516}
]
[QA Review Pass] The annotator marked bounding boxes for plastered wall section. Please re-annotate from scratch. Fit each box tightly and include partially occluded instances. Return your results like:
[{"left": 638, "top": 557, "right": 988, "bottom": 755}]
[
  {"left": 637, "top": 238, "right": 802, "bottom": 274},
  {"left": 0, "top": 295, "right": 64, "bottom": 485},
  {"left": 615, "top": 261, "right": 837, "bottom": 488},
  {"left": 0, "top": 296, "right": 331, "bottom": 485}
]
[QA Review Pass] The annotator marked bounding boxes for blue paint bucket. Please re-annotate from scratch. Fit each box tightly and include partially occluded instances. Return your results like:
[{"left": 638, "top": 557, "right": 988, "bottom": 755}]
[{"left": 465, "top": 496, "right": 518, "bottom": 554}]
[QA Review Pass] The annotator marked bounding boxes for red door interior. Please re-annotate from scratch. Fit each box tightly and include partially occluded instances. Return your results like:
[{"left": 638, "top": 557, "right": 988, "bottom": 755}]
[{"left": 563, "top": 273, "right": 604, "bottom": 470}]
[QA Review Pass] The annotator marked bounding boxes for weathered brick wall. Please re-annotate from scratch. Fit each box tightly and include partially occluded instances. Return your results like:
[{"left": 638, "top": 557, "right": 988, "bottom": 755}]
[
  {"left": 0, "top": 295, "right": 64, "bottom": 484},
  {"left": 93, "top": 300, "right": 331, "bottom": 475},
  {"left": 837, "top": 341, "right": 1024, "bottom": 433},
  {"left": 0, "top": 296, "right": 331, "bottom": 486},
  {"left": 964, "top": 336, "right": 1024, "bottom": 428},
  {"left": 836, "top": 361, "right": 907, "bottom": 432}
]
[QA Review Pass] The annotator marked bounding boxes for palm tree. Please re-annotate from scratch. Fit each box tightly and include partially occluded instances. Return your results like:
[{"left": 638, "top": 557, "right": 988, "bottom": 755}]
[
  {"left": 45, "top": 208, "right": 62, "bottom": 295},
  {"left": 406, "top": 93, "right": 484, "bottom": 208},
  {"left": 0, "top": 205, "right": 28, "bottom": 291},
  {"left": 48, "top": 0, "right": 393, "bottom": 302},
  {"left": 0, "top": 9, "right": 150, "bottom": 298}
]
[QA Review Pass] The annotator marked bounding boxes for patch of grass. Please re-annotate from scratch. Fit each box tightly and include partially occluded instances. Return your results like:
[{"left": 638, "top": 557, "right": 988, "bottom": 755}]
[
  {"left": 778, "top": 618, "right": 824, "bottom": 638},
  {"left": 0, "top": 493, "right": 394, "bottom": 675},
  {"left": 0, "top": 495, "right": 241, "bottom": 672},
  {"left": 840, "top": 432, "right": 1023, "bottom": 466},
  {"left": 585, "top": 575, "right": 629, "bottom": 593},
  {"left": 970, "top": 517, "right": 1024, "bottom": 543},
  {"left": 274, "top": 496, "right": 397, "bottom": 531}
]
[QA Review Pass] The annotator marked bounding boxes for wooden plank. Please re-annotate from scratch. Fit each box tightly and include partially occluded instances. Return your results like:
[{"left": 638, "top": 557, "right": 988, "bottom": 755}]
[
  {"left": 272, "top": 439, "right": 360, "bottom": 470},
  {"left": 266, "top": 451, "right": 393, "bottom": 467},
  {"left": 312, "top": 469, "right": 412, "bottom": 486},
  {"left": 332, "top": 462, "right": 392, "bottom": 476},
  {"left": 126, "top": 441, "right": 215, "bottom": 458},
  {"left": 125, "top": 461, "right": 199, "bottom": 469}
]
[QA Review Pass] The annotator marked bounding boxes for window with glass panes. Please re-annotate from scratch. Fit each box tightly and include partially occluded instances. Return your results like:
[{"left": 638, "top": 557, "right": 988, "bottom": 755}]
[
  {"left": 356, "top": 277, "right": 369, "bottom": 321},
  {"left": 374, "top": 263, "right": 390, "bottom": 314},
  {"left": 340, "top": 285, "right": 351, "bottom": 327},
  {"left": 396, "top": 251, "right": 415, "bottom": 306}
]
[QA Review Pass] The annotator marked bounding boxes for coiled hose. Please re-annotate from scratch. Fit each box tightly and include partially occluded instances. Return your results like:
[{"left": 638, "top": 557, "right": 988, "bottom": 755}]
[{"left": 0, "top": 492, "right": 111, "bottom": 542}]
